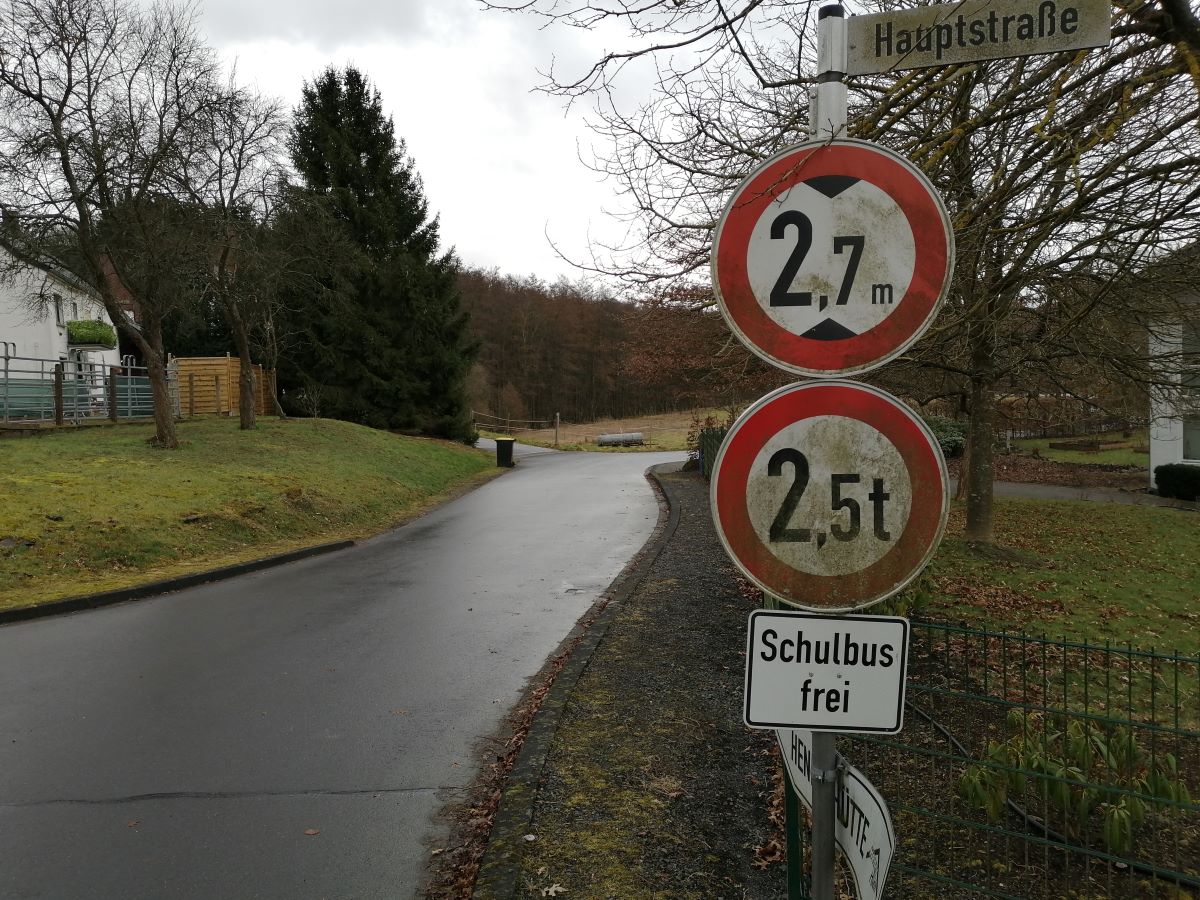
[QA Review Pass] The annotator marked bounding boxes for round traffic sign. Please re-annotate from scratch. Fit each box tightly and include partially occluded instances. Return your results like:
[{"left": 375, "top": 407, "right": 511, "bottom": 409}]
[
  {"left": 711, "top": 139, "right": 954, "bottom": 377},
  {"left": 711, "top": 381, "right": 948, "bottom": 612}
]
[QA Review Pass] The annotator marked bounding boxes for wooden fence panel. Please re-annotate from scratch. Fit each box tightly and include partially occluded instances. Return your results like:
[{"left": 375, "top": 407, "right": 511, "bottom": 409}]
[{"left": 171, "top": 356, "right": 272, "bottom": 417}]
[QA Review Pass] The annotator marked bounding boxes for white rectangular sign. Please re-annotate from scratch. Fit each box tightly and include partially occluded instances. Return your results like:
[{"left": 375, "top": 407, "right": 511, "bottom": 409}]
[
  {"left": 778, "top": 728, "right": 895, "bottom": 900},
  {"left": 846, "top": 0, "right": 1111, "bottom": 76},
  {"left": 743, "top": 610, "right": 908, "bottom": 733}
]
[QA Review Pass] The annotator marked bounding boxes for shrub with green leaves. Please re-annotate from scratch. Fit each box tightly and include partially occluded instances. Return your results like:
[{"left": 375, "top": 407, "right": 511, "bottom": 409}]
[
  {"left": 923, "top": 415, "right": 967, "bottom": 458},
  {"left": 1154, "top": 463, "right": 1200, "bottom": 501},
  {"left": 959, "top": 709, "right": 1191, "bottom": 856},
  {"left": 66, "top": 319, "right": 117, "bottom": 349}
]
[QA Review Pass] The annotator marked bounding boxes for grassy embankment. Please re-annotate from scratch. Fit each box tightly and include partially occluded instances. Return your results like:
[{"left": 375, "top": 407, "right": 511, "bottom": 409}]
[{"left": 0, "top": 417, "right": 497, "bottom": 610}]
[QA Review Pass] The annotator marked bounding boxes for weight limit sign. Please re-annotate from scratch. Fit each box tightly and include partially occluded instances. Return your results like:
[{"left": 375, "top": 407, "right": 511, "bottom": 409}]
[
  {"left": 712, "top": 139, "right": 954, "bottom": 377},
  {"left": 711, "top": 381, "right": 948, "bottom": 612}
]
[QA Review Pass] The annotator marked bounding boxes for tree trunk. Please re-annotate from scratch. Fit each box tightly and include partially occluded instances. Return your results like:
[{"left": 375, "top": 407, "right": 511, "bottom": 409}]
[
  {"left": 964, "top": 370, "right": 996, "bottom": 543},
  {"left": 225, "top": 301, "right": 257, "bottom": 430},
  {"left": 145, "top": 349, "right": 179, "bottom": 449},
  {"left": 953, "top": 435, "right": 971, "bottom": 502},
  {"left": 271, "top": 371, "right": 287, "bottom": 419},
  {"left": 113, "top": 311, "right": 178, "bottom": 449}
]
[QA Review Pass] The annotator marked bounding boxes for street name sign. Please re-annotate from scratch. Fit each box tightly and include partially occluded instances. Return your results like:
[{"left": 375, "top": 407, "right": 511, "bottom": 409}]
[
  {"left": 744, "top": 609, "right": 909, "bottom": 732},
  {"left": 847, "top": 0, "right": 1111, "bottom": 76},
  {"left": 711, "top": 380, "right": 948, "bottom": 612},
  {"left": 778, "top": 727, "right": 896, "bottom": 900},
  {"left": 711, "top": 139, "right": 953, "bottom": 377}
]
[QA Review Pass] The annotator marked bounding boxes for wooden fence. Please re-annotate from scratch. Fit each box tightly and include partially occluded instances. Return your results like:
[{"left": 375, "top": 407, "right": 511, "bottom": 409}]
[{"left": 170, "top": 355, "right": 273, "bottom": 418}]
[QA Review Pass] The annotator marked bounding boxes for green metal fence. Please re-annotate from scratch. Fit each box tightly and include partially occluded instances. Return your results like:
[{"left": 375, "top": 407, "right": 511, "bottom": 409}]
[
  {"left": 813, "top": 622, "right": 1200, "bottom": 898},
  {"left": 1, "top": 354, "right": 156, "bottom": 423}
]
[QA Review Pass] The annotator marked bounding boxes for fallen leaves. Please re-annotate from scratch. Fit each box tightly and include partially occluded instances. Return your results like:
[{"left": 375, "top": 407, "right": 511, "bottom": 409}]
[
  {"left": 303, "top": 828, "right": 320, "bottom": 836},
  {"left": 936, "top": 575, "right": 1065, "bottom": 624}
]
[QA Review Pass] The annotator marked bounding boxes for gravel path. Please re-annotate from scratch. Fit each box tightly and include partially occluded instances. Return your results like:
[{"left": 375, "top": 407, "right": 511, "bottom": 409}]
[{"left": 473, "top": 467, "right": 785, "bottom": 899}]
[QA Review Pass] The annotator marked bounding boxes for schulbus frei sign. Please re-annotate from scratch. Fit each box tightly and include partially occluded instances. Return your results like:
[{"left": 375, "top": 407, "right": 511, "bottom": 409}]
[
  {"left": 711, "top": 139, "right": 953, "bottom": 378},
  {"left": 744, "top": 610, "right": 909, "bottom": 733},
  {"left": 711, "top": 381, "right": 948, "bottom": 612}
]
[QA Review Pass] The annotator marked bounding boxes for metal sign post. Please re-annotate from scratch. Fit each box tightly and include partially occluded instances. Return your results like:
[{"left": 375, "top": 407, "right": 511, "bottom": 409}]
[
  {"left": 714, "top": 0, "right": 1112, "bottom": 895},
  {"left": 812, "top": 10, "right": 846, "bottom": 899}
]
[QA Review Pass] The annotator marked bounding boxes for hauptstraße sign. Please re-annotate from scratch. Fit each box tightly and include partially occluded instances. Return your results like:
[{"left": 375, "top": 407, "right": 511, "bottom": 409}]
[{"left": 846, "top": 0, "right": 1110, "bottom": 76}]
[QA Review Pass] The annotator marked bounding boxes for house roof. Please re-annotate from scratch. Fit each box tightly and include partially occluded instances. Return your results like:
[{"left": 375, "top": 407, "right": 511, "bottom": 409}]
[{"left": 0, "top": 236, "right": 102, "bottom": 302}]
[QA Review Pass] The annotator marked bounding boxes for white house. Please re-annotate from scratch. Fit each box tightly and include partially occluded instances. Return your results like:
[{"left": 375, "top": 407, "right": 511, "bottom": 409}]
[
  {"left": 0, "top": 243, "right": 121, "bottom": 373},
  {"left": 1148, "top": 292, "right": 1200, "bottom": 487}
]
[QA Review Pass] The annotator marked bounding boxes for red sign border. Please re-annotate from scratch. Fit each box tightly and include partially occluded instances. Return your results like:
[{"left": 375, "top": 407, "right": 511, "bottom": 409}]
[
  {"left": 710, "top": 381, "right": 948, "bottom": 612},
  {"left": 711, "top": 139, "right": 954, "bottom": 377}
]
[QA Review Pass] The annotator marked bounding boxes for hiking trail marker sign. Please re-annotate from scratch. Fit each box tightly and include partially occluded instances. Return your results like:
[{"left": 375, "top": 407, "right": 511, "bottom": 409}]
[
  {"left": 711, "top": 380, "right": 948, "bottom": 612},
  {"left": 711, "top": 138, "right": 953, "bottom": 378},
  {"left": 777, "top": 726, "right": 896, "bottom": 900}
]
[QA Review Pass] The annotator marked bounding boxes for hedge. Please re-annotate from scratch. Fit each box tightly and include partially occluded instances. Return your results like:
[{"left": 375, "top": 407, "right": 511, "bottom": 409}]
[{"left": 1154, "top": 463, "right": 1200, "bottom": 501}]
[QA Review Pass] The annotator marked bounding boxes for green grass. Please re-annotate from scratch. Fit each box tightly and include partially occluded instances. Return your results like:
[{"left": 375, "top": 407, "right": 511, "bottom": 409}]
[
  {"left": 918, "top": 497, "right": 1199, "bottom": 653},
  {"left": 1013, "top": 430, "right": 1149, "bottom": 467},
  {"left": 0, "top": 417, "right": 497, "bottom": 610}
]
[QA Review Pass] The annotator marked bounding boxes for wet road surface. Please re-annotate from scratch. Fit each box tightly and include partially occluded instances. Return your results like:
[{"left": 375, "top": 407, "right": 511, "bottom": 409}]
[{"left": 0, "top": 446, "right": 683, "bottom": 899}]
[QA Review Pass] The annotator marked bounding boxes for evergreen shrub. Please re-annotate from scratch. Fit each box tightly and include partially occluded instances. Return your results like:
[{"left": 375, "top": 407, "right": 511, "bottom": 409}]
[
  {"left": 923, "top": 415, "right": 967, "bottom": 458},
  {"left": 1154, "top": 463, "right": 1200, "bottom": 501}
]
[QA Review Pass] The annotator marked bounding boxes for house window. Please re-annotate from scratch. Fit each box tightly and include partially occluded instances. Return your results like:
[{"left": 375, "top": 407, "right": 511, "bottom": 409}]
[
  {"left": 70, "top": 301, "right": 78, "bottom": 320},
  {"left": 1185, "top": 419, "right": 1200, "bottom": 461},
  {"left": 53, "top": 293, "right": 64, "bottom": 326}
]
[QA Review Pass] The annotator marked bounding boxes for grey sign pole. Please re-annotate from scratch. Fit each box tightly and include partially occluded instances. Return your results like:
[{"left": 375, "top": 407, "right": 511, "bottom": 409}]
[
  {"left": 810, "top": 730, "right": 838, "bottom": 899},
  {"left": 808, "top": 7, "right": 849, "bottom": 899}
]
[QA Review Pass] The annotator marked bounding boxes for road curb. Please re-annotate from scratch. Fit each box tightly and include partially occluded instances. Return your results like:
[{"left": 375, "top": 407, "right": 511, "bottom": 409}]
[
  {"left": 0, "top": 540, "right": 354, "bottom": 626},
  {"left": 471, "top": 462, "right": 685, "bottom": 899}
]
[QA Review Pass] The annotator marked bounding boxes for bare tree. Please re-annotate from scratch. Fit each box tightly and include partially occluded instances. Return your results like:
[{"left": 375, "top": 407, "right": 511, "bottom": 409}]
[
  {"left": 174, "top": 83, "right": 287, "bottom": 429},
  {"left": 487, "top": 0, "right": 1200, "bottom": 544},
  {"left": 0, "top": 0, "right": 222, "bottom": 447}
]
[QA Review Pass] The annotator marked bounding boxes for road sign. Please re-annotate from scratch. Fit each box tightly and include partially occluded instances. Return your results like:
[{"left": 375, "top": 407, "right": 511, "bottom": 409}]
[
  {"left": 778, "top": 727, "right": 895, "bottom": 900},
  {"left": 711, "top": 139, "right": 953, "bottom": 377},
  {"left": 847, "top": 0, "right": 1110, "bottom": 76},
  {"left": 711, "top": 380, "right": 947, "bottom": 612},
  {"left": 744, "top": 609, "right": 909, "bottom": 732}
]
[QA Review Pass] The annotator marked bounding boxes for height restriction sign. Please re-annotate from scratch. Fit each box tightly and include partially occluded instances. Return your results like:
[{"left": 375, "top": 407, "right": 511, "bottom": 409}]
[
  {"left": 712, "top": 139, "right": 954, "bottom": 377},
  {"left": 711, "top": 381, "right": 948, "bottom": 612}
]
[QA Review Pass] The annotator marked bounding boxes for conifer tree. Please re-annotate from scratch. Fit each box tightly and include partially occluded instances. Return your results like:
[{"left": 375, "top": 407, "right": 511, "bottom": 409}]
[{"left": 279, "top": 66, "right": 473, "bottom": 439}]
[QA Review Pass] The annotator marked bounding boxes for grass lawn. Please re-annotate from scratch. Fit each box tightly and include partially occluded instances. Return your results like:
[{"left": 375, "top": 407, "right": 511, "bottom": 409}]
[
  {"left": 917, "top": 496, "right": 1199, "bottom": 654},
  {"left": 1013, "top": 430, "right": 1149, "bottom": 467},
  {"left": 0, "top": 417, "right": 497, "bottom": 610}
]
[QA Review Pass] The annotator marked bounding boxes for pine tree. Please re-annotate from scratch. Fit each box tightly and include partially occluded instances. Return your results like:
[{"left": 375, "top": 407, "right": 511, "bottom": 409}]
[{"left": 279, "top": 66, "right": 474, "bottom": 439}]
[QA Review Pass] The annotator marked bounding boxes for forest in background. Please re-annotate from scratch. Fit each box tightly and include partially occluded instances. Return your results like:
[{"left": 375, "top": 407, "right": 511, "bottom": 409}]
[{"left": 458, "top": 269, "right": 782, "bottom": 425}]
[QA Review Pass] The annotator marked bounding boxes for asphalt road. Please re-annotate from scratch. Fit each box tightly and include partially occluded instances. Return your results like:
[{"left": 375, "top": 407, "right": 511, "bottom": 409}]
[{"left": 0, "top": 446, "right": 683, "bottom": 899}]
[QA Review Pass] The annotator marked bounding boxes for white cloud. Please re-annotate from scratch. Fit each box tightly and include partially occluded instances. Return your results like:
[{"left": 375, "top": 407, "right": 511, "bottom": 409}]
[
  {"left": 205, "top": 0, "right": 643, "bottom": 283},
  {"left": 199, "top": 0, "right": 441, "bottom": 48}
]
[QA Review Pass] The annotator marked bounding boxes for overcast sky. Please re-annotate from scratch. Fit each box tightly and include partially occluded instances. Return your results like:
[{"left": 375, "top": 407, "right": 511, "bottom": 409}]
[{"left": 198, "top": 0, "right": 642, "bottom": 285}]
